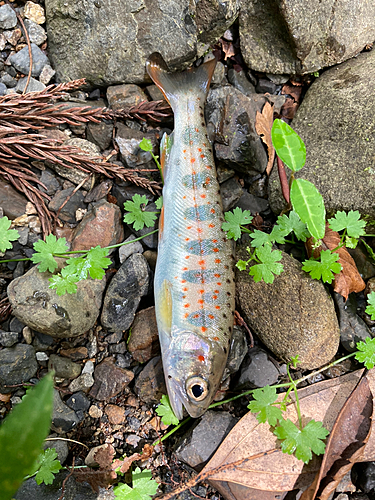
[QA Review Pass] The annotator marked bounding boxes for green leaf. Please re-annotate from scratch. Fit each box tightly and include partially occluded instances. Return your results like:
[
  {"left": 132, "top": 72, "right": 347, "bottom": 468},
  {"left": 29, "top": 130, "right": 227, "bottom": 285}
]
[
  {"left": 355, "top": 336, "right": 375, "bottom": 369},
  {"left": 290, "top": 179, "right": 326, "bottom": 240},
  {"left": 139, "top": 137, "right": 153, "bottom": 152},
  {"left": 345, "top": 236, "right": 358, "bottom": 249},
  {"left": 291, "top": 355, "right": 300, "bottom": 368},
  {"left": 249, "top": 245, "right": 283, "bottom": 284},
  {"left": 250, "top": 230, "right": 273, "bottom": 248},
  {"left": 328, "top": 210, "right": 366, "bottom": 239},
  {"left": 31, "top": 234, "right": 69, "bottom": 273},
  {"left": 34, "top": 448, "right": 62, "bottom": 485},
  {"left": 155, "top": 196, "right": 163, "bottom": 210},
  {"left": 271, "top": 119, "right": 306, "bottom": 172},
  {"left": 269, "top": 225, "right": 287, "bottom": 244},
  {"left": 277, "top": 211, "right": 310, "bottom": 242},
  {"left": 113, "top": 467, "right": 158, "bottom": 500},
  {"left": 273, "top": 418, "right": 329, "bottom": 464},
  {"left": 0, "top": 373, "right": 54, "bottom": 500},
  {"left": 155, "top": 395, "right": 179, "bottom": 426},
  {"left": 236, "top": 259, "right": 248, "bottom": 272},
  {"left": 0, "top": 216, "right": 19, "bottom": 252},
  {"left": 222, "top": 207, "right": 253, "bottom": 241},
  {"left": 248, "top": 386, "right": 283, "bottom": 426},
  {"left": 362, "top": 239, "right": 375, "bottom": 262},
  {"left": 123, "top": 194, "right": 158, "bottom": 231},
  {"left": 302, "top": 250, "right": 341, "bottom": 284},
  {"left": 48, "top": 273, "right": 78, "bottom": 296},
  {"left": 63, "top": 246, "right": 110, "bottom": 281}
]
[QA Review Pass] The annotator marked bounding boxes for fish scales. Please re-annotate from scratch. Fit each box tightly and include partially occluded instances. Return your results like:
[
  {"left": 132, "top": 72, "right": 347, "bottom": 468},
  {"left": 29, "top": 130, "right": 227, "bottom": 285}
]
[{"left": 146, "top": 53, "right": 235, "bottom": 419}]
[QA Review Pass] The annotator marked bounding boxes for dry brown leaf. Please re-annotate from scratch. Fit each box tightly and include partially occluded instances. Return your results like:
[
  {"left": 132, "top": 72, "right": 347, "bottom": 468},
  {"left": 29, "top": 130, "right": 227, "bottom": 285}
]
[
  {"left": 0, "top": 393, "right": 11, "bottom": 403},
  {"left": 301, "top": 369, "right": 373, "bottom": 500},
  {"left": 305, "top": 224, "right": 365, "bottom": 300},
  {"left": 255, "top": 102, "right": 275, "bottom": 175},
  {"left": 220, "top": 39, "right": 237, "bottom": 61},
  {"left": 201, "top": 370, "right": 364, "bottom": 500}
]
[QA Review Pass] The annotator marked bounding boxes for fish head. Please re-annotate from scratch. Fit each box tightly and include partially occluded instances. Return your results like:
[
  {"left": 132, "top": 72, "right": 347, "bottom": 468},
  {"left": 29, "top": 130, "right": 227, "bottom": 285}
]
[{"left": 159, "top": 326, "right": 228, "bottom": 420}]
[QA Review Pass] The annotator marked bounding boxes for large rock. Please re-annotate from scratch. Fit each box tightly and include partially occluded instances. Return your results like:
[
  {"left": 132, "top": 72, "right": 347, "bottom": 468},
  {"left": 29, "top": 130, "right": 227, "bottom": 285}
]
[
  {"left": 7, "top": 263, "right": 105, "bottom": 339},
  {"left": 240, "top": 0, "right": 375, "bottom": 74},
  {"left": 0, "top": 344, "right": 38, "bottom": 392},
  {"left": 101, "top": 253, "right": 150, "bottom": 333},
  {"left": 236, "top": 247, "right": 340, "bottom": 369},
  {"left": 45, "top": 0, "right": 239, "bottom": 86},
  {"left": 268, "top": 50, "right": 375, "bottom": 230}
]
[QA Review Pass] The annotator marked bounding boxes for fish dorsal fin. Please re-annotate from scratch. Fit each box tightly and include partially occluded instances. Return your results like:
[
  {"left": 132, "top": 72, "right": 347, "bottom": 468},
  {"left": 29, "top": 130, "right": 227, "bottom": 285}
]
[{"left": 146, "top": 53, "right": 216, "bottom": 112}]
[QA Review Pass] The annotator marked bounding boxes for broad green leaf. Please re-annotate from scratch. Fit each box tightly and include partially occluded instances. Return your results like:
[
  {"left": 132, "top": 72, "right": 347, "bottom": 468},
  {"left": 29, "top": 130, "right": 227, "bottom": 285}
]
[
  {"left": 273, "top": 418, "right": 329, "bottom": 464},
  {"left": 113, "top": 467, "right": 158, "bottom": 499},
  {"left": 328, "top": 210, "right": 366, "bottom": 239},
  {"left": 48, "top": 273, "right": 78, "bottom": 296},
  {"left": 0, "top": 216, "right": 19, "bottom": 252},
  {"left": 63, "top": 246, "right": 110, "bottom": 281},
  {"left": 139, "top": 137, "right": 153, "bottom": 152},
  {"left": 277, "top": 211, "right": 310, "bottom": 242},
  {"left": 271, "top": 119, "right": 306, "bottom": 172},
  {"left": 155, "top": 196, "right": 163, "bottom": 210},
  {"left": 365, "top": 291, "right": 375, "bottom": 321},
  {"left": 123, "top": 194, "right": 157, "bottom": 231},
  {"left": 355, "top": 336, "right": 375, "bottom": 369},
  {"left": 250, "top": 229, "right": 273, "bottom": 248},
  {"left": 236, "top": 259, "right": 248, "bottom": 271},
  {"left": 222, "top": 207, "right": 253, "bottom": 241},
  {"left": 155, "top": 395, "right": 179, "bottom": 426},
  {"left": 302, "top": 250, "right": 341, "bottom": 284},
  {"left": 248, "top": 245, "right": 283, "bottom": 283},
  {"left": 290, "top": 179, "right": 326, "bottom": 240},
  {"left": 248, "top": 386, "right": 283, "bottom": 426},
  {"left": 31, "top": 235, "right": 69, "bottom": 273},
  {"left": 0, "top": 373, "right": 54, "bottom": 500},
  {"left": 34, "top": 448, "right": 62, "bottom": 485}
]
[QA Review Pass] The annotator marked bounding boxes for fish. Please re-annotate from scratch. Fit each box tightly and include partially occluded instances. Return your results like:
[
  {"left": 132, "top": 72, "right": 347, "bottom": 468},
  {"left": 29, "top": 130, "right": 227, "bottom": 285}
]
[{"left": 146, "top": 53, "right": 235, "bottom": 419}]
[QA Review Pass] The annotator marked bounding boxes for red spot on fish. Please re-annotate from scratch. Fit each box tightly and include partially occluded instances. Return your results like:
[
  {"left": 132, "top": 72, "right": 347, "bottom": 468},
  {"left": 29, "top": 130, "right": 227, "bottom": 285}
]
[
  {"left": 187, "top": 226, "right": 192, "bottom": 229},
  {"left": 182, "top": 267, "right": 188, "bottom": 271},
  {"left": 212, "top": 239, "right": 218, "bottom": 243},
  {"left": 215, "top": 259, "right": 221, "bottom": 264},
  {"left": 182, "top": 295, "right": 186, "bottom": 299},
  {"left": 198, "top": 260, "right": 205, "bottom": 266},
  {"left": 183, "top": 287, "right": 188, "bottom": 291},
  {"left": 214, "top": 290, "right": 219, "bottom": 294},
  {"left": 198, "top": 148, "right": 202, "bottom": 152},
  {"left": 181, "top": 280, "right": 186, "bottom": 283},
  {"left": 206, "top": 165, "right": 212, "bottom": 170},
  {"left": 213, "top": 336, "right": 219, "bottom": 341},
  {"left": 191, "top": 158, "right": 196, "bottom": 163},
  {"left": 197, "top": 228, "right": 203, "bottom": 233},
  {"left": 183, "top": 195, "right": 186, "bottom": 199},
  {"left": 194, "top": 314, "right": 199, "bottom": 319},
  {"left": 215, "top": 305, "right": 221, "bottom": 310},
  {"left": 205, "top": 177, "right": 211, "bottom": 184},
  {"left": 200, "top": 194, "right": 206, "bottom": 199},
  {"left": 198, "top": 299, "right": 204, "bottom": 305},
  {"left": 183, "top": 149, "right": 186, "bottom": 153},
  {"left": 184, "top": 303, "right": 190, "bottom": 308},
  {"left": 213, "top": 248, "right": 219, "bottom": 252},
  {"left": 203, "top": 143, "right": 206, "bottom": 146},
  {"left": 199, "top": 289, "right": 204, "bottom": 294},
  {"left": 185, "top": 255, "right": 190, "bottom": 259},
  {"left": 201, "top": 327, "right": 207, "bottom": 333},
  {"left": 214, "top": 273, "right": 221, "bottom": 278},
  {"left": 184, "top": 313, "right": 189, "bottom": 318},
  {"left": 210, "top": 208, "right": 216, "bottom": 214},
  {"left": 195, "top": 128, "right": 199, "bottom": 132},
  {"left": 192, "top": 169, "right": 196, "bottom": 174},
  {"left": 200, "top": 154, "right": 205, "bottom": 159},
  {"left": 213, "top": 295, "right": 218, "bottom": 300},
  {"left": 198, "top": 355, "right": 205, "bottom": 362},
  {"left": 217, "top": 282, "right": 222, "bottom": 286},
  {"left": 208, "top": 314, "right": 215, "bottom": 320},
  {"left": 185, "top": 237, "right": 190, "bottom": 241},
  {"left": 209, "top": 223, "right": 215, "bottom": 228}
]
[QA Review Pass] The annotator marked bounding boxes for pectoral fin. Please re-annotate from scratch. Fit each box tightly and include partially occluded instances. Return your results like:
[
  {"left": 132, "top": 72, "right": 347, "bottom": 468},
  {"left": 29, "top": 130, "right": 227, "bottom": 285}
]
[
  {"left": 157, "top": 279, "right": 173, "bottom": 335},
  {"left": 160, "top": 131, "right": 173, "bottom": 180}
]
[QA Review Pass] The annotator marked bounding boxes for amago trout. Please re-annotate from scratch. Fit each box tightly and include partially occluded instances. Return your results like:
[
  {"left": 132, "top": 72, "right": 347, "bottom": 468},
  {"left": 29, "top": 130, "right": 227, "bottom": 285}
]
[{"left": 146, "top": 53, "right": 235, "bottom": 419}]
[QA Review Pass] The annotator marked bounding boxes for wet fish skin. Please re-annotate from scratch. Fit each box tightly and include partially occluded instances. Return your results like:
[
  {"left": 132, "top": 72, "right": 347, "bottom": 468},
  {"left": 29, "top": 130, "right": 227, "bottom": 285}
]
[{"left": 146, "top": 53, "right": 235, "bottom": 419}]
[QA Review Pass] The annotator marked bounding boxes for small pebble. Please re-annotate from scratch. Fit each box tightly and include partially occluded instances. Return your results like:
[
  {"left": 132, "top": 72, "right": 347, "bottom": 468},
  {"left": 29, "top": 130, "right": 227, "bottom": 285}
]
[
  {"left": 23, "top": 1, "right": 46, "bottom": 24},
  {"left": 82, "top": 360, "right": 95, "bottom": 375},
  {"left": 22, "top": 326, "right": 33, "bottom": 344},
  {"left": 89, "top": 405, "right": 103, "bottom": 418},
  {"left": 0, "top": 4, "right": 17, "bottom": 30},
  {"left": 36, "top": 351, "right": 49, "bottom": 362}
]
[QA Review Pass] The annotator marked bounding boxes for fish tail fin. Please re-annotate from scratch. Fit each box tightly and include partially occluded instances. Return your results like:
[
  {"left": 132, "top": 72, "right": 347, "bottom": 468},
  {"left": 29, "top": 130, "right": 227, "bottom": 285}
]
[{"left": 146, "top": 53, "right": 216, "bottom": 112}]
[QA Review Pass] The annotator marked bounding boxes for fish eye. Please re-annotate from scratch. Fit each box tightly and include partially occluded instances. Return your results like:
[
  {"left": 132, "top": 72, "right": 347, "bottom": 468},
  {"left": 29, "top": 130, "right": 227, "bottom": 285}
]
[{"left": 186, "top": 377, "right": 209, "bottom": 402}]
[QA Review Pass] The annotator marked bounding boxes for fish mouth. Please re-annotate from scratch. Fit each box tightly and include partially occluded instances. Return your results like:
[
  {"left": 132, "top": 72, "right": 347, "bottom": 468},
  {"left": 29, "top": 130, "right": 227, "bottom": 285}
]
[{"left": 167, "top": 387, "right": 184, "bottom": 421}]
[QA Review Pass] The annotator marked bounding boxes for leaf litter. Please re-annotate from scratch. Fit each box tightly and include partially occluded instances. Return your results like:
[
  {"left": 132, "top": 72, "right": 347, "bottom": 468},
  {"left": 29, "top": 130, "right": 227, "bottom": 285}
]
[
  {"left": 305, "top": 224, "right": 365, "bottom": 299},
  {"left": 255, "top": 102, "right": 275, "bottom": 175}
]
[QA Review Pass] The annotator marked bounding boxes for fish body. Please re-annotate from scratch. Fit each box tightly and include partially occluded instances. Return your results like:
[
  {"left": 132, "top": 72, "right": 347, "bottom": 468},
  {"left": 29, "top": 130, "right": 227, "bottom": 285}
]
[{"left": 146, "top": 54, "right": 235, "bottom": 419}]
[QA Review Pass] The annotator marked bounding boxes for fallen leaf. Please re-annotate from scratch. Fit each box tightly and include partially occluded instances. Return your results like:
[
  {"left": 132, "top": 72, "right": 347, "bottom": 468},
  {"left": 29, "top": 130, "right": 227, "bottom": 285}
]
[
  {"left": 280, "top": 98, "right": 299, "bottom": 120},
  {"left": 220, "top": 39, "right": 236, "bottom": 61},
  {"left": 305, "top": 224, "right": 365, "bottom": 300},
  {"left": 281, "top": 82, "right": 303, "bottom": 103},
  {"left": 301, "top": 369, "right": 373, "bottom": 500},
  {"left": 255, "top": 102, "right": 275, "bottom": 175},
  {"left": 0, "top": 393, "right": 11, "bottom": 403},
  {"left": 201, "top": 370, "right": 364, "bottom": 500},
  {"left": 94, "top": 444, "right": 115, "bottom": 470}
]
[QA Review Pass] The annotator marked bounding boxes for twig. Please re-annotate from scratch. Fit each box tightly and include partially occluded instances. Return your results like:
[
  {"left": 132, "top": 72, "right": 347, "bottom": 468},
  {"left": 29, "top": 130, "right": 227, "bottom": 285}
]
[
  {"left": 58, "top": 457, "right": 75, "bottom": 500},
  {"left": 55, "top": 173, "right": 92, "bottom": 220},
  {"left": 234, "top": 310, "right": 254, "bottom": 348}
]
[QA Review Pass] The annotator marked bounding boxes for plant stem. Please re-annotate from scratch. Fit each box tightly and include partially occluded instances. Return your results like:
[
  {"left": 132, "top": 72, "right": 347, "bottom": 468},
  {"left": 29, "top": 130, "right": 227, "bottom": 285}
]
[
  {"left": 286, "top": 363, "right": 302, "bottom": 429},
  {"left": 153, "top": 416, "right": 191, "bottom": 445}
]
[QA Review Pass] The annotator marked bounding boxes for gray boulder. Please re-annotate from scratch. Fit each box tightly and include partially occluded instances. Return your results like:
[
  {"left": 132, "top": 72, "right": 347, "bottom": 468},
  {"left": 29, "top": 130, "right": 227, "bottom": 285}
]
[
  {"left": 268, "top": 50, "right": 375, "bottom": 231},
  {"left": 236, "top": 247, "right": 340, "bottom": 369},
  {"left": 7, "top": 263, "right": 105, "bottom": 339},
  {"left": 45, "top": 0, "right": 239, "bottom": 86},
  {"left": 240, "top": 0, "right": 375, "bottom": 74}
]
